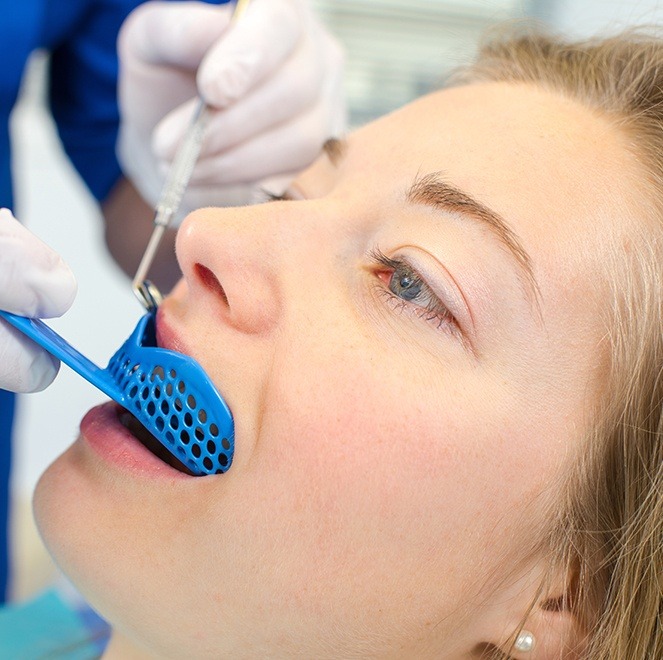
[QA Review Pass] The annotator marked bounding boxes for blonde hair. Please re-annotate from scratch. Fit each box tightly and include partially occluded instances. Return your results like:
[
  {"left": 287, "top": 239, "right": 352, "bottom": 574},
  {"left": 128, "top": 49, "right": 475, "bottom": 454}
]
[{"left": 453, "top": 26, "right": 663, "bottom": 658}]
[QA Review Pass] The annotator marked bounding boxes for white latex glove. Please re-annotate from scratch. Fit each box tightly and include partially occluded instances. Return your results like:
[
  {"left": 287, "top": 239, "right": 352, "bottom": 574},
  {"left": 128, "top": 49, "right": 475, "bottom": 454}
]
[
  {"left": 0, "top": 209, "right": 77, "bottom": 393},
  {"left": 118, "top": 0, "right": 345, "bottom": 220}
]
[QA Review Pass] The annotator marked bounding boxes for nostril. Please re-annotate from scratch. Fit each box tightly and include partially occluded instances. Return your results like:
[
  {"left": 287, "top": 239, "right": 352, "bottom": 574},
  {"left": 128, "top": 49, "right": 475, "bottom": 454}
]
[{"left": 195, "top": 264, "right": 228, "bottom": 306}]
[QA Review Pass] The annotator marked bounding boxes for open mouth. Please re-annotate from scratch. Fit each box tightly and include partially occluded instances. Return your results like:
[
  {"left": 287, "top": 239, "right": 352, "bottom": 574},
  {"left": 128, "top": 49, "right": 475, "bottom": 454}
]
[{"left": 117, "top": 407, "right": 196, "bottom": 476}]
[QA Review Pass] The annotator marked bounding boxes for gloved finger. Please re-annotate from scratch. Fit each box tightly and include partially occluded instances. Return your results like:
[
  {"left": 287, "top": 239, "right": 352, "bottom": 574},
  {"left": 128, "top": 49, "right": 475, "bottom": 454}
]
[
  {"left": 0, "top": 209, "right": 77, "bottom": 318},
  {"left": 0, "top": 322, "right": 60, "bottom": 393},
  {"left": 119, "top": 1, "right": 234, "bottom": 70},
  {"left": 118, "top": 2, "right": 229, "bottom": 135},
  {"left": 121, "top": 64, "right": 198, "bottom": 136},
  {"left": 154, "top": 33, "right": 324, "bottom": 160},
  {"left": 176, "top": 98, "right": 336, "bottom": 187},
  {"left": 197, "top": 0, "right": 303, "bottom": 107}
]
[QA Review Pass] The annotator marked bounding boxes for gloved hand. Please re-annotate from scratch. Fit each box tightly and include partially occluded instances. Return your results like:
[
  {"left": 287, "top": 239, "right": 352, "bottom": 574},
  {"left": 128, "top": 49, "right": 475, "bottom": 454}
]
[
  {"left": 118, "top": 0, "right": 345, "bottom": 220},
  {"left": 0, "top": 209, "right": 77, "bottom": 392}
]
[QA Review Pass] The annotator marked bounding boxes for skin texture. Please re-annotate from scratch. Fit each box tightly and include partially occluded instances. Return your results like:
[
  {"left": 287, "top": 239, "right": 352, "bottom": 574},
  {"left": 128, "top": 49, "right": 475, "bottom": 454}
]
[{"left": 34, "top": 82, "right": 643, "bottom": 658}]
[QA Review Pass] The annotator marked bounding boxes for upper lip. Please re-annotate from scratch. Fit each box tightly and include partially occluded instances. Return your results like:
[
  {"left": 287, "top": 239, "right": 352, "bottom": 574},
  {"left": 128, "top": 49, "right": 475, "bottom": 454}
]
[{"left": 155, "top": 306, "right": 190, "bottom": 355}]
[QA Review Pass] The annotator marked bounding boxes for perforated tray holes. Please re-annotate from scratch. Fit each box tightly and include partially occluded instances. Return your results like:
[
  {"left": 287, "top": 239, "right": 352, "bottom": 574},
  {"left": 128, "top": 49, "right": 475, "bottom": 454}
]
[
  {"left": 108, "top": 336, "right": 233, "bottom": 475},
  {"left": 4, "top": 309, "right": 234, "bottom": 477}
]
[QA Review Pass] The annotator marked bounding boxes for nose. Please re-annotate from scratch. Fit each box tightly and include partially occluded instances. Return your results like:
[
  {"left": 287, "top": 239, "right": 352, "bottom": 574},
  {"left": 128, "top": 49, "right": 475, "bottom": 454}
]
[{"left": 175, "top": 206, "right": 284, "bottom": 336}]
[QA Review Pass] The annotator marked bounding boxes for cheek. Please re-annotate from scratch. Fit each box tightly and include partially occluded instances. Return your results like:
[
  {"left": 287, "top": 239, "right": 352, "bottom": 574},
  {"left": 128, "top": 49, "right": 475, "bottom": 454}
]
[
  {"left": 258, "top": 339, "right": 566, "bottom": 573},
  {"left": 254, "top": 344, "right": 501, "bottom": 589}
]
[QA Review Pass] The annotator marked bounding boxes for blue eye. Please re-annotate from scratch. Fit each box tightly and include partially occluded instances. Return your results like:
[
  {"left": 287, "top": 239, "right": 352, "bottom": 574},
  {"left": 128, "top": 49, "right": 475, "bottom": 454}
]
[
  {"left": 371, "top": 249, "right": 458, "bottom": 334},
  {"left": 389, "top": 266, "right": 423, "bottom": 301}
]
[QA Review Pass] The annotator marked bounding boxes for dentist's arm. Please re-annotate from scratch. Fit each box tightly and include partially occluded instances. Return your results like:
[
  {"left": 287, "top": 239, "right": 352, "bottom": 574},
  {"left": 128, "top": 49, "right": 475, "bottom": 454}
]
[
  {"left": 0, "top": 209, "right": 77, "bottom": 392},
  {"left": 101, "top": 176, "right": 179, "bottom": 293}
]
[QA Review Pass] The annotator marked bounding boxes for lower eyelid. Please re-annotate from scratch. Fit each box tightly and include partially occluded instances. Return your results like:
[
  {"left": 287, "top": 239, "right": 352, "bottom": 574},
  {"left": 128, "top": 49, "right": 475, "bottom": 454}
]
[
  {"left": 374, "top": 280, "right": 457, "bottom": 336},
  {"left": 367, "top": 249, "right": 468, "bottom": 341}
]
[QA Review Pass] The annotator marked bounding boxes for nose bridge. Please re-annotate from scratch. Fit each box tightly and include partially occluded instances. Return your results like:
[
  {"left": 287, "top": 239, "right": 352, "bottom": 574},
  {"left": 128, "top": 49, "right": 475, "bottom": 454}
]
[
  {"left": 178, "top": 196, "right": 347, "bottom": 269},
  {"left": 176, "top": 202, "right": 334, "bottom": 335}
]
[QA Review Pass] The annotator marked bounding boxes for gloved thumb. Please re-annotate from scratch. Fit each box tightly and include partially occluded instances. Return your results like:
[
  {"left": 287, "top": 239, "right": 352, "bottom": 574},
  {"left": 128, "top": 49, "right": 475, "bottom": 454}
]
[
  {"left": 0, "top": 208, "right": 77, "bottom": 318},
  {"left": 0, "top": 209, "right": 77, "bottom": 392}
]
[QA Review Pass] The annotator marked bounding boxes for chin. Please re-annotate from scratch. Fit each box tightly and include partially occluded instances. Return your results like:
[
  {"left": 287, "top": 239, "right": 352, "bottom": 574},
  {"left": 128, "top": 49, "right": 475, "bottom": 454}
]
[
  {"left": 31, "top": 434, "right": 211, "bottom": 651},
  {"left": 33, "top": 440, "right": 119, "bottom": 608}
]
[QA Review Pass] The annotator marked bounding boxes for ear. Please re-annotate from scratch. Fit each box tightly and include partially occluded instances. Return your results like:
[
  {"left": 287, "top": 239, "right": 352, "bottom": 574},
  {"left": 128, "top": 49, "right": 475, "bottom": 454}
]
[
  {"left": 475, "top": 560, "right": 586, "bottom": 659},
  {"left": 506, "top": 597, "right": 586, "bottom": 660}
]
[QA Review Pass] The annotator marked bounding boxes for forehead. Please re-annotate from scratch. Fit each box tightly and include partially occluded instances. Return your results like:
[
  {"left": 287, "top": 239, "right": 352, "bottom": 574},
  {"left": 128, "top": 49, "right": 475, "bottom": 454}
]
[
  {"left": 343, "top": 81, "right": 642, "bottom": 288},
  {"left": 355, "top": 82, "right": 634, "bottom": 210}
]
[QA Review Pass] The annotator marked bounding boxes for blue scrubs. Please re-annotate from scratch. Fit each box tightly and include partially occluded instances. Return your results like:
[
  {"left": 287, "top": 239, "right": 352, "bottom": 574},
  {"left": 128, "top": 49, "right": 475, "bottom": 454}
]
[{"left": 0, "top": 0, "right": 226, "bottom": 602}]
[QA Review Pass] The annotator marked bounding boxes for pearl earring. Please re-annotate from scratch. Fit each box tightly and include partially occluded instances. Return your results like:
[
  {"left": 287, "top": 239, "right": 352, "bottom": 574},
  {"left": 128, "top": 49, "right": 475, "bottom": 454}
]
[{"left": 514, "top": 630, "right": 535, "bottom": 652}]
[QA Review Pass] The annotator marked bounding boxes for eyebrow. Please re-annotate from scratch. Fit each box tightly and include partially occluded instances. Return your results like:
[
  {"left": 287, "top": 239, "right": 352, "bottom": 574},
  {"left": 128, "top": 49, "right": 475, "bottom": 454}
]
[
  {"left": 320, "top": 139, "right": 541, "bottom": 314},
  {"left": 407, "top": 173, "right": 542, "bottom": 313}
]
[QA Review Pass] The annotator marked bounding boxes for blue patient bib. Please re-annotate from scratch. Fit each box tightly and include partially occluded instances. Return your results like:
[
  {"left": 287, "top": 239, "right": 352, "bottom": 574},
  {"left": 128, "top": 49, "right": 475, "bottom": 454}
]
[{"left": 0, "top": 588, "right": 109, "bottom": 659}]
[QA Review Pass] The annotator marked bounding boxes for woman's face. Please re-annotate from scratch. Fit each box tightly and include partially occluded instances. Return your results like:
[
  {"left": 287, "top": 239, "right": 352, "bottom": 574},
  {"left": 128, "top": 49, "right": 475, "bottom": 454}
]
[{"left": 35, "top": 82, "right": 640, "bottom": 657}]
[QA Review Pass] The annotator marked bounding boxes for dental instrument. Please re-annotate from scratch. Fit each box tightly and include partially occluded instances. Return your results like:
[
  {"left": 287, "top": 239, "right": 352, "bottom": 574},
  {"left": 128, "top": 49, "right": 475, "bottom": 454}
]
[
  {"left": 0, "top": 310, "right": 234, "bottom": 476},
  {"left": 132, "top": 0, "right": 251, "bottom": 312}
]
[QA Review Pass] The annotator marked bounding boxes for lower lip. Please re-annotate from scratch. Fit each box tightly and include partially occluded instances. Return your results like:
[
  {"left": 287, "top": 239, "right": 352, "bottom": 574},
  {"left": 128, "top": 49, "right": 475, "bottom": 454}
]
[{"left": 80, "top": 401, "right": 195, "bottom": 480}]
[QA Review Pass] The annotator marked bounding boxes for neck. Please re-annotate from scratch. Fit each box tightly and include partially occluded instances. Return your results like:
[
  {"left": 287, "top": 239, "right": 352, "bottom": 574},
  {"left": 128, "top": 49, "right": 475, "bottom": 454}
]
[{"left": 102, "top": 631, "right": 158, "bottom": 660}]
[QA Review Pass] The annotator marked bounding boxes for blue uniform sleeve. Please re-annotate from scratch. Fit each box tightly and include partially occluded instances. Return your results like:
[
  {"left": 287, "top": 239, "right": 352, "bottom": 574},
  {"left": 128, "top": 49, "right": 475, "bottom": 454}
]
[
  {"left": 47, "top": 0, "right": 229, "bottom": 204},
  {"left": 47, "top": 0, "right": 144, "bottom": 203}
]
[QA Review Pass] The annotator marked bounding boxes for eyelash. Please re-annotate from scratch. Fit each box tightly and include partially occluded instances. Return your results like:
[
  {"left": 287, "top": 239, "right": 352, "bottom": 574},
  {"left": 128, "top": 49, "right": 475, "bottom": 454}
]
[
  {"left": 259, "top": 191, "right": 458, "bottom": 337},
  {"left": 259, "top": 189, "right": 290, "bottom": 203},
  {"left": 370, "top": 249, "right": 458, "bottom": 336}
]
